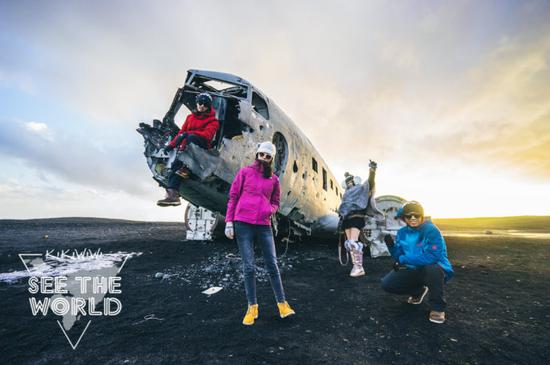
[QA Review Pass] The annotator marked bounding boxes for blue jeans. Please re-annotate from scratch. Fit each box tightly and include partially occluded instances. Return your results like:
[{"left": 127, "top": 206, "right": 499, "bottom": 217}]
[
  {"left": 167, "top": 134, "right": 208, "bottom": 189},
  {"left": 381, "top": 264, "right": 447, "bottom": 311},
  {"left": 234, "top": 221, "right": 286, "bottom": 305}
]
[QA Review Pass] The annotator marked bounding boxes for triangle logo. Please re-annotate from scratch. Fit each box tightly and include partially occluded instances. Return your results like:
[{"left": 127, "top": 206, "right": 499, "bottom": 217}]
[{"left": 19, "top": 250, "right": 133, "bottom": 350}]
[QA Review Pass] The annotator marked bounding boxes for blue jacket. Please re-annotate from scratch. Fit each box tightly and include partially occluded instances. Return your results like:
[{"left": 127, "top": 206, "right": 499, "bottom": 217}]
[{"left": 389, "top": 221, "right": 454, "bottom": 280}]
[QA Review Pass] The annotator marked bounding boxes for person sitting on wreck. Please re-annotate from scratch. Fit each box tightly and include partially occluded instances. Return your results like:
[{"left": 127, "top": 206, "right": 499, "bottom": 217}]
[
  {"left": 157, "top": 92, "right": 220, "bottom": 207},
  {"left": 381, "top": 201, "right": 454, "bottom": 324},
  {"left": 338, "top": 160, "right": 383, "bottom": 277},
  {"left": 224, "top": 141, "right": 296, "bottom": 326}
]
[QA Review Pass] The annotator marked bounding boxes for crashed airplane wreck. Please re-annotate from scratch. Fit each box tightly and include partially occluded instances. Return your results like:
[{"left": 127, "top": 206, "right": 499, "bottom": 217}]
[{"left": 137, "top": 70, "right": 406, "bottom": 243}]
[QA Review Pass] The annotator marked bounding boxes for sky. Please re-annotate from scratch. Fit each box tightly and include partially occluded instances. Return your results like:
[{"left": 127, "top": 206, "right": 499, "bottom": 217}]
[{"left": 1, "top": 0, "right": 549, "bottom": 221}]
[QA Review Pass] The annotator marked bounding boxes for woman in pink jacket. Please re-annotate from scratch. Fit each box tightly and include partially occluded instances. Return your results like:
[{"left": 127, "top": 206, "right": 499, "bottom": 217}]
[{"left": 225, "top": 141, "right": 296, "bottom": 325}]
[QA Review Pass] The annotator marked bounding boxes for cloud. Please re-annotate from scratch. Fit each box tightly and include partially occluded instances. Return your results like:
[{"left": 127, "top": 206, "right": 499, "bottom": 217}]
[
  {"left": 0, "top": 1, "right": 480, "bottom": 124},
  {"left": 418, "top": 35, "right": 550, "bottom": 179},
  {"left": 24, "top": 121, "right": 54, "bottom": 141},
  {"left": 24, "top": 121, "right": 48, "bottom": 133},
  {"left": 0, "top": 176, "right": 186, "bottom": 221},
  {"left": 0, "top": 118, "right": 152, "bottom": 196}
]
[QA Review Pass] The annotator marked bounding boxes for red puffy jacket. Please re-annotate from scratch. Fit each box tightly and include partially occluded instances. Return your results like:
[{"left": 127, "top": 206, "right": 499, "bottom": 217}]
[{"left": 169, "top": 108, "right": 220, "bottom": 151}]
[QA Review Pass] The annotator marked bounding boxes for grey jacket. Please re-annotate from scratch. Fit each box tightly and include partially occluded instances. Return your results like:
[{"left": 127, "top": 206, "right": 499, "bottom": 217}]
[{"left": 338, "top": 181, "right": 384, "bottom": 221}]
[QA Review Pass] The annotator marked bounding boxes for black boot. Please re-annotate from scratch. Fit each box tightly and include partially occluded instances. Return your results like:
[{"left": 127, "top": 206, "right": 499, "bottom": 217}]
[
  {"left": 157, "top": 188, "right": 181, "bottom": 206},
  {"left": 175, "top": 166, "right": 190, "bottom": 179}
]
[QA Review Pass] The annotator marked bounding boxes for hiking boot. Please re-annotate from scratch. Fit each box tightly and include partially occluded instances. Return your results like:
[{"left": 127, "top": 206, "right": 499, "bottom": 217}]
[
  {"left": 156, "top": 188, "right": 181, "bottom": 206},
  {"left": 350, "top": 263, "right": 365, "bottom": 277},
  {"left": 407, "top": 286, "right": 429, "bottom": 305},
  {"left": 349, "top": 247, "right": 365, "bottom": 277},
  {"left": 277, "top": 301, "right": 295, "bottom": 318},
  {"left": 242, "top": 304, "right": 258, "bottom": 326},
  {"left": 429, "top": 310, "right": 445, "bottom": 324},
  {"left": 175, "top": 166, "right": 190, "bottom": 179}
]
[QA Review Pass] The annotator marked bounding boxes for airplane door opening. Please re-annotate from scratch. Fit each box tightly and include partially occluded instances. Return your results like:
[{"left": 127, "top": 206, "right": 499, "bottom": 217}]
[
  {"left": 179, "top": 74, "right": 252, "bottom": 150},
  {"left": 272, "top": 132, "right": 288, "bottom": 177},
  {"left": 179, "top": 91, "right": 249, "bottom": 150},
  {"left": 213, "top": 98, "right": 247, "bottom": 148}
]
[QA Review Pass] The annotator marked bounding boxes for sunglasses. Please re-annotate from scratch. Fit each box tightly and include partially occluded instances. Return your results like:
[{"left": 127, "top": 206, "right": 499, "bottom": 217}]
[
  {"left": 258, "top": 152, "right": 272, "bottom": 160},
  {"left": 404, "top": 213, "right": 423, "bottom": 219}
]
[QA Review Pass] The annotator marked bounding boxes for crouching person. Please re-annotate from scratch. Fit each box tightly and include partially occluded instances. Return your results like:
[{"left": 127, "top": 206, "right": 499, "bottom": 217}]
[
  {"left": 381, "top": 201, "right": 453, "bottom": 324},
  {"left": 224, "top": 142, "right": 295, "bottom": 325}
]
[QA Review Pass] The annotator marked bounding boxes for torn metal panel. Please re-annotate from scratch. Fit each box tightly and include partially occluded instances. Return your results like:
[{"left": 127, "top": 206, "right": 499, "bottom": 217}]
[{"left": 184, "top": 204, "right": 219, "bottom": 241}]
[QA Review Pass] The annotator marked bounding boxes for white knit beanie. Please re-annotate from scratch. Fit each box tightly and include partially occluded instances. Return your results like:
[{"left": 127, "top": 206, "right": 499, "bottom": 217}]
[{"left": 256, "top": 141, "right": 276, "bottom": 156}]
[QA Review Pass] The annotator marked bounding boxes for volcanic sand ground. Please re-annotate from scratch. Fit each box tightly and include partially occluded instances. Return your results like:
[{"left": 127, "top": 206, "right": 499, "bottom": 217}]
[{"left": 1, "top": 217, "right": 549, "bottom": 364}]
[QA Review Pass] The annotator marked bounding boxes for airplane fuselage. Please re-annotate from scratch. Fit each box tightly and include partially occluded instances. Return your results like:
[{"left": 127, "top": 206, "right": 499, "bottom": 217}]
[{"left": 139, "top": 70, "right": 342, "bottom": 238}]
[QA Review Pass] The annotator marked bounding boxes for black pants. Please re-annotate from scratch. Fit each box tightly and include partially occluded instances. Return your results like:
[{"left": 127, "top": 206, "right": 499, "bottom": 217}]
[
  {"left": 167, "top": 134, "right": 208, "bottom": 189},
  {"left": 342, "top": 216, "right": 366, "bottom": 230},
  {"left": 381, "top": 264, "right": 447, "bottom": 311}
]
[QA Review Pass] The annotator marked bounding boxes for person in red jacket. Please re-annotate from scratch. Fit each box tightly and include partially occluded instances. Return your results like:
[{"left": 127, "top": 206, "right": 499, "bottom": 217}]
[{"left": 157, "top": 92, "right": 220, "bottom": 206}]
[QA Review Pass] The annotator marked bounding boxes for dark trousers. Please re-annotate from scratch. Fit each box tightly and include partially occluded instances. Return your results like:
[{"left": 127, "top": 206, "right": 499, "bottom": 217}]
[
  {"left": 381, "top": 264, "right": 447, "bottom": 311},
  {"left": 234, "top": 221, "right": 286, "bottom": 305},
  {"left": 166, "top": 134, "right": 208, "bottom": 189}
]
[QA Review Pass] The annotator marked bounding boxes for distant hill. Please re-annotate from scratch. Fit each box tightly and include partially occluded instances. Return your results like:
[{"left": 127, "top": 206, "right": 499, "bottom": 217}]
[
  {"left": 0, "top": 217, "right": 181, "bottom": 225},
  {"left": 1, "top": 216, "right": 548, "bottom": 232},
  {"left": 433, "top": 216, "right": 550, "bottom": 232}
]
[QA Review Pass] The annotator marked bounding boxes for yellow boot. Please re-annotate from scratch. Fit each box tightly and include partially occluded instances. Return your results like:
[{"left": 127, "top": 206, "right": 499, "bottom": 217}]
[
  {"left": 242, "top": 304, "right": 259, "bottom": 326},
  {"left": 277, "top": 301, "right": 296, "bottom": 318}
]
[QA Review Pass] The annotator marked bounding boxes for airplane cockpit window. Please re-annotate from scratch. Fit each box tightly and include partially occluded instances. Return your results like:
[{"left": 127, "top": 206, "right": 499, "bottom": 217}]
[
  {"left": 204, "top": 79, "right": 235, "bottom": 91},
  {"left": 188, "top": 76, "right": 248, "bottom": 99},
  {"left": 252, "top": 91, "right": 269, "bottom": 120}
]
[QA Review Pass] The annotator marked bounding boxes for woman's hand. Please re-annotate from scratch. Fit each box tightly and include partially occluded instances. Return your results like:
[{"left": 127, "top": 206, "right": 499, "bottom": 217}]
[
  {"left": 225, "top": 222, "right": 234, "bottom": 239},
  {"left": 369, "top": 159, "right": 377, "bottom": 170}
]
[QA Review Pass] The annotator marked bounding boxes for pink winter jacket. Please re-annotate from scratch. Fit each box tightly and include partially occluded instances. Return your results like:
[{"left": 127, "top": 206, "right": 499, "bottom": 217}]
[{"left": 225, "top": 161, "right": 281, "bottom": 226}]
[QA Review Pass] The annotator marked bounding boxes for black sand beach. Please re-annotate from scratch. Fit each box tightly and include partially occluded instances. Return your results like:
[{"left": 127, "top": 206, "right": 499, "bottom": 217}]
[{"left": 1, "top": 217, "right": 549, "bottom": 364}]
